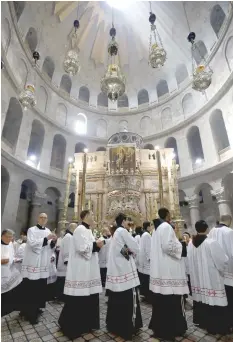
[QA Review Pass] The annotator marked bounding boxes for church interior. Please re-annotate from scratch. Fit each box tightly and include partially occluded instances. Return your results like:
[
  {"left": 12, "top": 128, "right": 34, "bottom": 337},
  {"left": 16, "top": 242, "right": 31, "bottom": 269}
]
[{"left": 1, "top": 1, "right": 233, "bottom": 341}]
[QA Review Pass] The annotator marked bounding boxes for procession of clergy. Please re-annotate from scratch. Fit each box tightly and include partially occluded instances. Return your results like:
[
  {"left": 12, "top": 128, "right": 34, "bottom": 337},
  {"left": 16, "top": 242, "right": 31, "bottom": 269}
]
[{"left": 1, "top": 208, "right": 233, "bottom": 341}]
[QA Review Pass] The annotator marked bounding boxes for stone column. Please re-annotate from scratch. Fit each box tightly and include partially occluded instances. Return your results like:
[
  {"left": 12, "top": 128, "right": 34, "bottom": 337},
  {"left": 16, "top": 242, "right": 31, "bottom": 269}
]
[
  {"left": 176, "top": 136, "right": 193, "bottom": 176},
  {"left": 185, "top": 194, "right": 200, "bottom": 233},
  {"left": 29, "top": 191, "right": 47, "bottom": 227},
  {"left": 199, "top": 119, "right": 219, "bottom": 167},
  {"left": 73, "top": 169, "right": 80, "bottom": 221},
  {"left": 57, "top": 199, "right": 65, "bottom": 235},
  {"left": 39, "top": 127, "right": 54, "bottom": 174},
  {"left": 14, "top": 110, "right": 33, "bottom": 162},
  {"left": 211, "top": 187, "right": 232, "bottom": 217}
]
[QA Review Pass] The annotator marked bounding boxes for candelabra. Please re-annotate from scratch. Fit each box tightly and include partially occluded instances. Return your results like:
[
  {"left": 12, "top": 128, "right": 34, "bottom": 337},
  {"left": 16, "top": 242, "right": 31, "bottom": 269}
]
[
  {"left": 81, "top": 149, "right": 88, "bottom": 211},
  {"left": 156, "top": 149, "right": 164, "bottom": 207}
]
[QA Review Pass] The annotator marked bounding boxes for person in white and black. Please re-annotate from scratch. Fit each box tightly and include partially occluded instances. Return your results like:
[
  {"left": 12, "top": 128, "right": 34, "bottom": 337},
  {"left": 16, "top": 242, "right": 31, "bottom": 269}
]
[
  {"left": 149, "top": 208, "right": 188, "bottom": 340},
  {"left": 138, "top": 221, "right": 153, "bottom": 303},
  {"left": 99, "top": 227, "right": 111, "bottom": 288},
  {"left": 106, "top": 213, "right": 143, "bottom": 340},
  {"left": 58, "top": 210, "right": 104, "bottom": 340},
  {"left": 1, "top": 229, "right": 23, "bottom": 317},
  {"left": 20, "top": 213, "right": 57, "bottom": 324},
  {"left": 56, "top": 223, "right": 77, "bottom": 301}
]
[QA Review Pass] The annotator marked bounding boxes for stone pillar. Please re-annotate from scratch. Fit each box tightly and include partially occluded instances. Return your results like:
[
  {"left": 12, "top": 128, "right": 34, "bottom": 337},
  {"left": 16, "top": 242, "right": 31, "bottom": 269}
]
[
  {"left": 14, "top": 110, "right": 33, "bottom": 162},
  {"left": 39, "top": 127, "right": 54, "bottom": 174},
  {"left": 211, "top": 187, "right": 232, "bottom": 217},
  {"left": 29, "top": 191, "right": 47, "bottom": 227},
  {"left": 199, "top": 119, "right": 219, "bottom": 167},
  {"left": 74, "top": 170, "right": 80, "bottom": 221},
  {"left": 185, "top": 194, "right": 200, "bottom": 233},
  {"left": 176, "top": 136, "right": 193, "bottom": 176},
  {"left": 57, "top": 199, "right": 65, "bottom": 235}
]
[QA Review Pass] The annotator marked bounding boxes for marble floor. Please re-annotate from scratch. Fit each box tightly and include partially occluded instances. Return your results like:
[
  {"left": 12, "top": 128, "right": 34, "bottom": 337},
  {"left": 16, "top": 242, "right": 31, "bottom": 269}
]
[{"left": 1, "top": 293, "right": 233, "bottom": 342}]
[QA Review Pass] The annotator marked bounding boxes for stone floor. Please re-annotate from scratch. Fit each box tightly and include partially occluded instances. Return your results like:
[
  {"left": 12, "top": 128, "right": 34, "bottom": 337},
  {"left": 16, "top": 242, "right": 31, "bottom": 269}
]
[{"left": 1, "top": 293, "right": 233, "bottom": 342}]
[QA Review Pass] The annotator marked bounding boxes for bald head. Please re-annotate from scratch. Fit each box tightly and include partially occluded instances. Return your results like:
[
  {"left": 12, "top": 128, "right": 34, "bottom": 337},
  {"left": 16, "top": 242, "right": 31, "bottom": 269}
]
[
  {"left": 38, "top": 213, "right": 48, "bottom": 226},
  {"left": 220, "top": 214, "right": 232, "bottom": 227},
  {"left": 69, "top": 223, "right": 77, "bottom": 233}
]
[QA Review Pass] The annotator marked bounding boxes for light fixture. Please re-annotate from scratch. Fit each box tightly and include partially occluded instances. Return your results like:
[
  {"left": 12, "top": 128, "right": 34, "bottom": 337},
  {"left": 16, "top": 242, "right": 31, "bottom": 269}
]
[
  {"left": 29, "top": 155, "right": 37, "bottom": 161},
  {"left": 155, "top": 145, "right": 160, "bottom": 150},
  {"left": 171, "top": 152, "right": 176, "bottom": 159},
  {"left": 84, "top": 148, "right": 88, "bottom": 153},
  {"left": 148, "top": 2, "right": 166, "bottom": 69},
  {"left": 19, "top": 51, "right": 39, "bottom": 110},
  {"left": 187, "top": 32, "right": 213, "bottom": 93},
  {"left": 63, "top": 20, "right": 81, "bottom": 76},
  {"left": 195, "top": 158, "right": 203, "bottom": 165},
  {"left": 68, "top": 157, "right": 73, "bottom": 163},
  {"left": 100, "top": 13, "right": 126, "bottom": 102}
]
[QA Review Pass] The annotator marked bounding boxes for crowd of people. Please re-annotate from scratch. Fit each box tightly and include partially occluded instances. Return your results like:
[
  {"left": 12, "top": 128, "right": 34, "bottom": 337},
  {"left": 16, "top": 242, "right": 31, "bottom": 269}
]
[{"left": 1, "top": 209, "right": 233, "bottom": 341}]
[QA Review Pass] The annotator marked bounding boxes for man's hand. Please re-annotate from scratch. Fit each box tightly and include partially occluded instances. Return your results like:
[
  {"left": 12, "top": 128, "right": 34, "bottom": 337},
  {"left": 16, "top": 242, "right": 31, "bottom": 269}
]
[
  {"left": 1, "top": 258, "right": 9, "bottom": 265},
  {"left": 96, "top": 240, "right": 104, "bottom": 249},
  {"left": 47, "top": 234, "right": 56, "bottom": 241}
]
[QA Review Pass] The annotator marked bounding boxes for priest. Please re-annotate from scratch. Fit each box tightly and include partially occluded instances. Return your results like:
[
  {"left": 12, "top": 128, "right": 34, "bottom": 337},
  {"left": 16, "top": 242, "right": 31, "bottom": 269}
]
[
  {"left": 149, "top": 207, "right": 188, "bottom": 340},
  {"left": 58, "top": 210, "right": 104, "bottom": 340},
  {"left": 208, "top": 214, "right": 233, "bottom": 328},
  {"left": 21, "top": 213, "right": 57, "bottom": 324},
  {"left": 56, "top": 223, "right": 77, "bottom": 301},
  {"left": 106, "top": 213, "right": 142, "bottom": 340},
  {"left": 188, "top": 220, "right": 230, "bottom": 335}
]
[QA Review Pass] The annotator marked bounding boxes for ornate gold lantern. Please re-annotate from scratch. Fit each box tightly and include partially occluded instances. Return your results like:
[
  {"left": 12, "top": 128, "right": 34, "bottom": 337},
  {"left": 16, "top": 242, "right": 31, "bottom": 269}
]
[
  {"left": 63, "top": 20, "right": 81, "bottom": 76},
  {"left": 148, "top": 11, "right": 166, "bottom": 69}
]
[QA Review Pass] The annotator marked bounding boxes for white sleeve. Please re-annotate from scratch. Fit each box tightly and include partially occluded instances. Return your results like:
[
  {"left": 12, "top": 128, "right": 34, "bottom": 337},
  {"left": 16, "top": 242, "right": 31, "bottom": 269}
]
[
  {"left": 209, "top": 240, "right": 228, "bottom": 275},
  {"left": 73, "top": 227, "right": 93, "bottom": 260},
  {"left": 15, "top": 244, "right": 25, "bottom": 261},
  {"left": 144, "top": 234, "right": 151, "bottom": 261},
  {"left": 27, "top": 228, "right": 50, "bottom": 254},
  {"left": 122, "top": 229, "right": 139, "bottom": 255},
  {"left": 225, "top": 230, "right": 233, "bottom": 258},
  {"left": 63, "top": 235, "right": 72, "bottom": 262},
  {"left": 161, "top": 224, "right": 182, "bottom": 260}
]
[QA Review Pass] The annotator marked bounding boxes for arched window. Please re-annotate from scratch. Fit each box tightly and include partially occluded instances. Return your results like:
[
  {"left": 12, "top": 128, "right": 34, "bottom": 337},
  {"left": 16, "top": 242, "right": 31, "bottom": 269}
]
[
  {"left": 193, "top": 41, "right": 208, "bottom": 65},
  {"left": 75, "top": 142, "right": 87, "bottom": 153},
  {"left": 42, "top": 57, "right": 55, "bottom": 80},
  {"left": 182, "top": 93, "right": 194, "bottom": 117},
  {"left": 175, "top": 64, "right": 189, "bottom": 86},
  {"left": 79, "top": 86, "right": 90, "bottom": 103},
  {"left": 96, "top": 147, "right": 106, "bottom": 152},
  {"left": 56, "top": 104, "right": 67, "bottom": 126},
  {"left": 96, "top": 119, "right": 107, "bottom": 138},
  {"left": 140, "top": 116, "right": 151, "bottom": 135},
  {"left": 27, "top": 120, "right": 45, "bottom": 166},
  {"left": 157, "top": 80, "right": 169, "bottom": 99},
  {"left": 144, "top": 144, "right": 154, "bottom": 150},
  {"left": 187, "top": 126, "right": 204, "bottom": 163},
  {"left": 2, "top": 18, "right": 11, "bottom": 53},
  {"left": 118, "top": 94, "right": 129, "bottom": 108},
  {"left": 210, "top": 109, "right": 229, "bottom": 152},
  {"left": 75, "top": 113, "right": 87, "bottom": 135},
  {"left": 119, "top": 120, "right": 128, "bottom": 132},
  {"left": 2, "top": 97, "right": 23, "bottom": 150},
  {"left": 225, "top": 36, "right": 233, "bottom": 71},
  {"left": 44, "top": 187, "right": 61, "bottom": 230},
  {"left": 37, "top": 86, "right": 48, "bottom": 113},
  {"left": 50, "top": 134, "right": 66, "bottom": 170},
  {"left": 25, "top": 27, "right": 37, "bottom": 53},
  {"left": 210, "top": 5, "right": 226, "bottom": 38},
  {"left": 68, "top": 193, "right": 75, "bottom": 208},
  {"left": 1, "top": 166, "right": 10, "bottom": 217},
  {"left": 14, "top": 2, "right": 25, "bottom": 21},
  {"left": 138, "top": 89, "right": 149, "bottom": 106},
  {"left": 60, "top": 74, "right": 72, "bottom": 95},
  {"left": 165, "top": 137, "right": 180, "bottom": 164},
  {"left": 161, "top": 107, "right": 172, "bottom": 129},
  {"left": 97, "top": 92, "right": 108, "bottom": 107}
]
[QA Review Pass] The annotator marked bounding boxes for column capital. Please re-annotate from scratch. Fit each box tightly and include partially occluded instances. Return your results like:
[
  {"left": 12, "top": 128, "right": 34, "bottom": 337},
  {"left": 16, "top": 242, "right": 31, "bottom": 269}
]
[
  {"left": 185, "top": 194, "right": 199, "bottom": 208},
  {"left": 211, "top": 187, "right": 228, "bottom": 203},
  {"left": 31, "top": 191, "right": 47, "bottom": 206}
]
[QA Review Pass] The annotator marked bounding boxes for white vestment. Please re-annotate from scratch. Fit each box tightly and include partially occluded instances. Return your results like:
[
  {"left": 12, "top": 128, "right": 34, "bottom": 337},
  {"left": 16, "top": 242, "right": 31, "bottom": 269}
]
[
  {"left": 57, "top": 232, "right": 73, "bottom": 277},
  {"left": 106, "top": 227, "right": 140, "bottom": 292},
  {"left": 138, "top": 231, "right": 151, "bottom": 275},
  {"left": 150, "top": 222, "right": 188, "bottom": 295},
  {"left": 15, "top": 243, "right": 26, "bottom": 273},
  {"left": 208, "top": 225, "right": 233, "bottom": 287},
  {"left": 135, "top": 235, "right": 141, "bottom": 246},
  {"left": 188, "top": 237, "right": 228, "bottom": 306},
  {"left": 99, "top": 237, "right": 111, "bottom": 268},
  {"left": 64, "top": 224, "right": 102, "bottom": 296},
  {"left": 47, "top": 249, "right": 57, "bottom": 284},
  {"left": 1, "top": 242, "right": 22, "bottom": 294},
  {"left": 22, "top": 226, "right": 52, "bottom": 280}
]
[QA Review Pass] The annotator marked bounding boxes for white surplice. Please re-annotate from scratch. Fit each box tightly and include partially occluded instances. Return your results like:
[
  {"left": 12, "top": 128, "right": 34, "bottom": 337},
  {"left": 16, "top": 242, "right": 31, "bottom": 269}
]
[
  {"left": 22, "top": 226, "right": 52, "bottom": 280},
  {"left": 208, "top": 225, "right": 233, "bottom": 287},
  {"left": 188, "top": 237, "right": 228, "bottom": 306},
  {"left": 1, "top": 242, "right": 22, "bottom": 294},
  {"left": 138, "top": 231, "right": 151, "bottom": 275},
  {"left": 64, "top": 224, "right": 102, "bottom": 296},
  {"left": 98, "top": 237, "right": 111, "bottom": 268},
  {"left": 135, "top": 235, "right": 141, "bottom": 246},
  {"left": 14, "top": 243, "right": 26, "bottom": 273},
  {"left": 57, "top": 232, "right": 73, "bottom": 277},
  {"left": 47, "top": 249, "right": 57, "bottom": 284},
  {"left": 106, "top": 227, "right": 140, "bottom": 292},
  {"left": 150, "top": 222, "right": 188, "bottom": 295}
]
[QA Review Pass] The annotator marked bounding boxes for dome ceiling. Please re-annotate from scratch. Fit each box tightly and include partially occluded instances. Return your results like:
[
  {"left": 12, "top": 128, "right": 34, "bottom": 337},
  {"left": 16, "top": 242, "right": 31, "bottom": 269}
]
[{"left": 14, "top": 1, "right": 229, "bottom": 100}]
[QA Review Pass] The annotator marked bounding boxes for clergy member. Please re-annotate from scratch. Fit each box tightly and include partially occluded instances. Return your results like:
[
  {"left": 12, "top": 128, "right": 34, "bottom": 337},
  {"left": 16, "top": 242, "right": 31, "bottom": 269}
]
[
  {"left": 21, "top": 213, "right": 57, "bottom": 324},
  {"left": 149, "top": 207, "right": 188, "bottom": 340},
  {"left": 188, "top": 220, "right": 230, "bottom": 335},
  {"left": 1, "top": 229, "right": 23, "bottom": 317},
  {"left": 208, "top": 214, "right": 233, "bottom": 328},
  {"left": 58, "top": 210, "right": 104, "bottom": 340},
  {"left": 106, "top": 213, "right": 143, "bottom": 340},
  {"left": 138, "top": 221, "right": 153, "bottom": 303},
  {"left": 99, "top": 227, "right": 111, "bottom": 288},
  {"left": 56, "top": 223, "right": 77, "bottom": 301}
]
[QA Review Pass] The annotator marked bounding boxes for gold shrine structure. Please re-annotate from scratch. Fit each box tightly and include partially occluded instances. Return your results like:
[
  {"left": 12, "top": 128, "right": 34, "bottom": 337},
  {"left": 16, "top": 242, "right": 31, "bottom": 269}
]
[{"left": 60, "top": 132, "right": 184, "bottom": 236}]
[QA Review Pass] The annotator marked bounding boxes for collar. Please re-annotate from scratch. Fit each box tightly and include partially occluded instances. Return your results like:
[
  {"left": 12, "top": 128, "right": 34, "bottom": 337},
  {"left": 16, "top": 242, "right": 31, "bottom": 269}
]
[
  {"left": 103, "top": 235, "right": 110, "bottom": 239},
  {"left": 82, "top": 222, "right": 90, "bottom": 229},
  {"left": 36, "top": 224, "right": 45, "bottom": 230},
  {"left": 192, "top": 234, "right": 207, "bottom": 248},
  {"left": 65, "top": 229, "right": 73, "bottom": 236},
  {"left": 216, "top": 223, "right": 228, "bottom": 228},
  {"left": 1, "top": 240, "right": 8, "bottom": 245}
]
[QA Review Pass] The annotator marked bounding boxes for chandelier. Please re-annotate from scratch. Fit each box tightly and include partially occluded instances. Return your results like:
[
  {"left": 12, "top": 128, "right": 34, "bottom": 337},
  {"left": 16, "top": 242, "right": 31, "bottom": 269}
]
[
  {"left": 148, "top": 3, "right": 166, "bottom": 68},
  {"left": 188, "top": 32, "right": 213, "bottom": 92},
  {"left": 100, "top": 26, "right": 126, "bottom": 102},
  {"left": 19, "top": 51, "right": 39, "bottom": 110},
  {"left": 63, "top": 20, "right": 81, "bottom": 76}
]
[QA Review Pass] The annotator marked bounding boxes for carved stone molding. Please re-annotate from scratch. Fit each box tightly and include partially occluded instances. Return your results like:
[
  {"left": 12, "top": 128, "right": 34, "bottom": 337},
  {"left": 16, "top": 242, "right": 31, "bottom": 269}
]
[
  {"left": 31, "top": 191, "right": 47, "bottom": 206},
  {"left": 211, "top": 187, "right": 228, "bottom": 203},
  {"left": 185, "top": 194, "right": 200, "bottom": 208}
]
